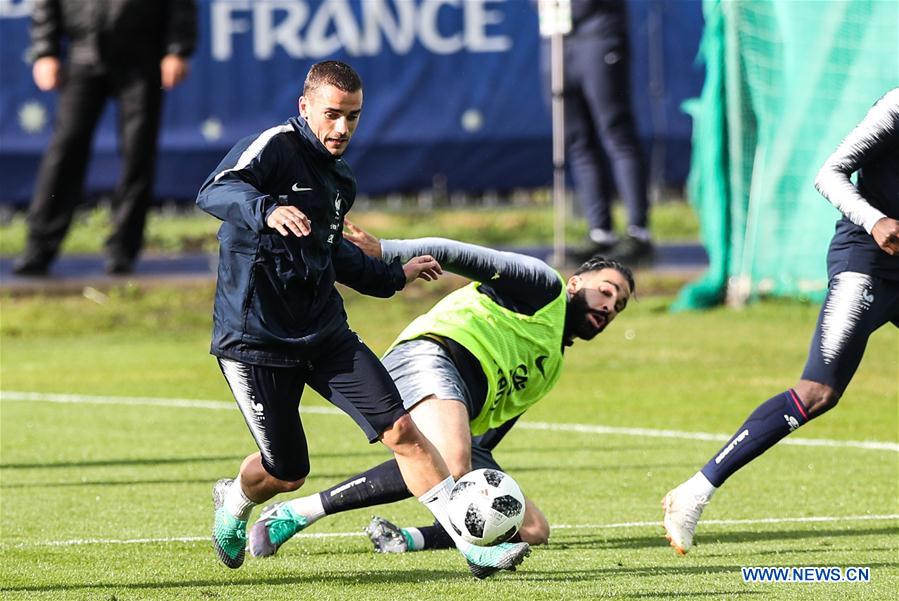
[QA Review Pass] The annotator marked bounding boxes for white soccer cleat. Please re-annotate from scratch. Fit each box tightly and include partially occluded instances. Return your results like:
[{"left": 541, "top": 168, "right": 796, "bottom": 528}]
[{"left": 662, "top": 483, "right": 710, "bottom": 555}]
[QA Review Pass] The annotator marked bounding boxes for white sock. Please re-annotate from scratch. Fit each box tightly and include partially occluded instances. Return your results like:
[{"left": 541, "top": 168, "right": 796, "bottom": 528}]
[
  {"left": 404, "top": 527, "right": 426, "bottom": 551},
  {"left": 589, "top": 228, "right": 618, "bottom": 245},
  {"left": 419, "top": 476, "right": 472, "bottom": 553},
  {"left": 286, "top": 493, "right": 326, "bottom": 524},
  {"left": 224, "top": 476, "right": 255, "bottom": 520},
  {"left": 686, "top": 471, "right": 717, "bottom": 500}
]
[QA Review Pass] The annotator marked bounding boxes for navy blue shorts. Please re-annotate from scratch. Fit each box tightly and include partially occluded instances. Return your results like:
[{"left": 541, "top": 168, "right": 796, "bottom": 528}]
[
  {"left": 217, "top": 328, "right": 407, "bottom": 481},
  {"left": 801, "top": 272, "right": 899, "bottom": 394}
]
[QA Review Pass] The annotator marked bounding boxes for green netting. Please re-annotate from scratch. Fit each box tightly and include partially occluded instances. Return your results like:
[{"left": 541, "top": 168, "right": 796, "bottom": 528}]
[{"left": 673, "top": 0, "right": 899, "bottom": 311}]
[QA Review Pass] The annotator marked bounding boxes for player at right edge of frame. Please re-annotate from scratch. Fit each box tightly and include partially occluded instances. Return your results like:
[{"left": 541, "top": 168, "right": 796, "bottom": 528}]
[{"left": 663, "top": 88, "right": 899, "bottom": 555}]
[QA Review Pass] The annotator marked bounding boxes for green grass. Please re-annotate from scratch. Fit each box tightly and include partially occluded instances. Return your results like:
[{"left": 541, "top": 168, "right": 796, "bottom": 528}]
[
  {"left": 1, "top": 284, "right": 897, "bottom": 600},
  {"left": 0, "top": 200, "right": 700, "bottom": 256}
]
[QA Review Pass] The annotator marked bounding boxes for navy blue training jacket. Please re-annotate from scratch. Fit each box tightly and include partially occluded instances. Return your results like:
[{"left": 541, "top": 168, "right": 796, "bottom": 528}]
[{"left": 197, "top": 116, "right": 406, "bottom": 367}]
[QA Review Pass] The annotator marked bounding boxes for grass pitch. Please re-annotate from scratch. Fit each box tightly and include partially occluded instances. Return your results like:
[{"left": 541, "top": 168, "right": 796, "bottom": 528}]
[{"left": 1, "top": 283, "right": 897, "bottom": 600}]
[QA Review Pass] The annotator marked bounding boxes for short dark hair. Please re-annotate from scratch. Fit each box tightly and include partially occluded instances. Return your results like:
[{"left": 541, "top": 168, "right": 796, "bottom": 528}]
[
  {"left": 574, "top": 256, "right": 636, "bottom": 296},
  {"left": 304, "top": 61, "right": 363, "bottom": 96}
]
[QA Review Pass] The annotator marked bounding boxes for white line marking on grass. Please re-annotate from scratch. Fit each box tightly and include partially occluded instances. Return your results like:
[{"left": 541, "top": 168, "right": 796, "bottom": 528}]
[
  {"left": 517, "top": 421, "right": 899, "bottom": 452},
  {"left": 2, "top": 390, "right": 897, "bottom": 452},
  {"left": 7, "top": 514, "right": 897, "bottom": 549},
  {"left": 11, "top": 531, "right": 360, "bottom": 548},
  {"left": 0, "top": 390, "right": 340, "bottom": 415},
  {"left": 552, "top": 513, "right": 899, "bottom": 530}
]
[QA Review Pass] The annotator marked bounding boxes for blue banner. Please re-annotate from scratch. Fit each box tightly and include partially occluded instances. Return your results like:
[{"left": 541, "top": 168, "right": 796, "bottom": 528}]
[{"left": 0, "top": 0, "right": 704, "bottom": 205}]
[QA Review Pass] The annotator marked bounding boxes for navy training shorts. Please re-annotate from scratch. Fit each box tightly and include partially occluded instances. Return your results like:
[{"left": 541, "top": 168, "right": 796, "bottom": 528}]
[
  {"left": 801, "top": 271, "right": 899, "bottom": 394},
  {"left": 217, "top": 327, "right": 407, "bottom": 481}
]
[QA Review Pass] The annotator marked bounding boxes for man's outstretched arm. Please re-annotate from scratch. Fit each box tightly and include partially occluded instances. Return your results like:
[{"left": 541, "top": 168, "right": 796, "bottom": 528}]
[{"left": 344, "top": 221, "right": 563, "bottom": 313}]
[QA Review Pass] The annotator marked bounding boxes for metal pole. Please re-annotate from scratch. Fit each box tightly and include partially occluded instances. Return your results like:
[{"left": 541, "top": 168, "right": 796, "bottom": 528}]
[
  {"left": 647, "top": 0, "right": 667, "bottom": 206},
  {"left": 550, "top": 30, "right": 566, "bottom": 268}
]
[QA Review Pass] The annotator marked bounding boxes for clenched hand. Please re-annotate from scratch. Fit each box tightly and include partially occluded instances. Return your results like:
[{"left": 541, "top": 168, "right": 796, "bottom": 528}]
[
  {"left": 871, "top": 217, "right": 899, "bottom": 256},
  {"left": 267, "top": 206, "right": 311, "bottom": 237}
]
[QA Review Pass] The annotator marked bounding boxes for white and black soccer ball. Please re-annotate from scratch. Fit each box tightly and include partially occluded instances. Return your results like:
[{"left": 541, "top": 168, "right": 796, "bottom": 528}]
[{"left": 447, "top": 468, "right": 525, "bottom": 546}]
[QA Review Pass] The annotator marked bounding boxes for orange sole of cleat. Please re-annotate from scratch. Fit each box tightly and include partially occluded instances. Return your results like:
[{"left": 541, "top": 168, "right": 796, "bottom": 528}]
[
  {"left": 662, "top": 495, "right": 688, "bottom": 555},
  {"left": 664, "top": 532, "right": 687, "bottom": 555},
  {"left": 671, "top": 541, "right": 687, "bottom": 554}
]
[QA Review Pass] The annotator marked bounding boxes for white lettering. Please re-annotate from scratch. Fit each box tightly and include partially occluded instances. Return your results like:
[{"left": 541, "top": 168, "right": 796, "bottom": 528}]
[
  {"left": 360, "top": 0, "right": 416, "bottom": 55},
  {"left": 254, "top": 1, "right": 308, "bottom": 60},
  {"left": 714, "top": 429, "right": 749, "bottom": 465},
  {"left": 305, "top": 0, "right": 360, "bottom": 57},
  {"left": 465, "top": 0, "right": 511, "bottom": 53},
  {"left": 210, "top": 0, "right": 513, "bottom": 61},
  {"left": 211, "top": 0, "right": 252, "bottom": 61},
  {"left": 330, "top": 476, "right": 367, "bottom": 496},
  {"left": 419, "top": 0, "right": 463, "bottom": 55},
  {"left": 0, "top": 0, "right": 33, "bottom": 19}
]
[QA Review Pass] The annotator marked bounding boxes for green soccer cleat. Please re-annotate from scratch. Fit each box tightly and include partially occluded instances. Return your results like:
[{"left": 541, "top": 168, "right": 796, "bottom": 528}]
[
  {"left": 464, "top": 541, "right": 531, "bottom": 579},
  {"left": 212, "top": 478, "right": 247, "bottom": 569},
  {"left": 248, "top": 501, "right": 309, "bottom": 558}
]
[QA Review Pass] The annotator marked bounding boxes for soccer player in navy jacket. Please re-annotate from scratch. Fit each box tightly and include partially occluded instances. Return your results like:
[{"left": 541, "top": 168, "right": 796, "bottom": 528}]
[
  {"left": 197, "top": 61, "right": 531, "bottom": 577},
  {"left": 663, "top": 88, "right": 899, "bottom": 555}
]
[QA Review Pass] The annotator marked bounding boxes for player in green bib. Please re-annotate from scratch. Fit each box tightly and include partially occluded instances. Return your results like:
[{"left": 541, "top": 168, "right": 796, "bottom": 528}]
[
  {"left": 247, "top": 222, "right": 634, "bottom": 558},
  {"left": 389, "top": 265, "right": 567, "bottom": 437}
]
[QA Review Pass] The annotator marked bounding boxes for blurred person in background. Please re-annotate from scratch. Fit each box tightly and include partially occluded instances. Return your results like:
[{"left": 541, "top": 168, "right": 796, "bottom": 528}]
[
  {"left": 539, "top": 0, "right": 652, "bottom": 264},
  {"left": 13, "top": 0, "right": 197, "bottom": 276},
  {"left": 662, "top": 88, "right": 899, "bottom": 555}
]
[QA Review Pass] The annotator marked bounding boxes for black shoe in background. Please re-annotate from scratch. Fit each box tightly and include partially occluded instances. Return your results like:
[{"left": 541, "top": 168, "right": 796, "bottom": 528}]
[
  {"left": 567, "top": 241, "right": 617, "bottom": 265},
  {"left": 611, "top": 236, "right": 654, "bottom": 266},
  {"left": 12, "top": 257, "right": 50, "bottom": 277},
  {"left": 105, "top": 256, "right": 134, "bottom": 275}
]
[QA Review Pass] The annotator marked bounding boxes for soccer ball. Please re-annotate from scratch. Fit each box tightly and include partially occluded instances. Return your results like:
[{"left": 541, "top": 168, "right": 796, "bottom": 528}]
[{"left": 447, "top": 468, "right": 525, "bottom": 546}]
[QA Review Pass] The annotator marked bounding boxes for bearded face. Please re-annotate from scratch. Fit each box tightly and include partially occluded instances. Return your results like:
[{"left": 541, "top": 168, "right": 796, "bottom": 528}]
[
  {"left": 566, "top": 287, "right": 610, "bottom": 341},
  {"left": 564, "top": 268, "right": 631, "bottom": 345}
]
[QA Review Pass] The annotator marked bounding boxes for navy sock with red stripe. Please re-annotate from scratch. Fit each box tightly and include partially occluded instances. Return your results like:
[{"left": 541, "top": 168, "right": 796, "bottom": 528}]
[{"left": 700, "top": 389, "right": 809, "bottom": 487}]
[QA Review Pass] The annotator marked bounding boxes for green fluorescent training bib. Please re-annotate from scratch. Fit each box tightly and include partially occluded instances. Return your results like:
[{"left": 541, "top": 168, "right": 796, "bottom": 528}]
[{"left": 389, "top": 280, "right": 567, "bottom": 435}]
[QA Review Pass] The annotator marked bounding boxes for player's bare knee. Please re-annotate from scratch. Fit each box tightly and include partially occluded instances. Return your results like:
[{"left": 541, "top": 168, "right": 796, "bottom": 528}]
[
  {"left": 267, "top": 461, "right": 309, "bottom": 492},
  {"left": 795, "top": 381, "right": 841, "bottom": 417},
  {"left": 381, "top": 413, "right": 423, "bottom": 449},
  {"left": 266, "top": 470, "right": 306, "bottom": 493},
  {"left": 276, "top": 476, "right": 306, "bottom": 493}
]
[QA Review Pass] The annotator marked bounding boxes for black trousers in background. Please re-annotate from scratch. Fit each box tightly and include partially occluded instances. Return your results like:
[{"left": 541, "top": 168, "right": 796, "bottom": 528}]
[
  {"left": 542, "top": 32, "right": 649, "bottom": 234},
  {"left": 24, "top": 62, "right": 163, "bottom": 264}
]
